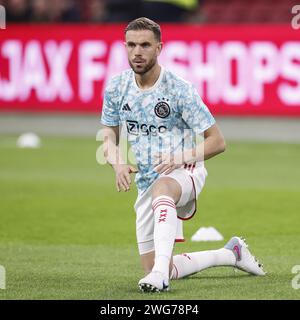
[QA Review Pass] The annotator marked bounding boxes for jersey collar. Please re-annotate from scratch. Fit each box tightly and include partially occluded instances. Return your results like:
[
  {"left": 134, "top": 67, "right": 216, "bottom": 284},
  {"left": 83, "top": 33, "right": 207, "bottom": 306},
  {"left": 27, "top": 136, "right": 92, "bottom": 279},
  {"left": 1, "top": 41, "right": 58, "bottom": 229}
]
[{"left": 132, "top": 66, "right": 164, "bottom": 93}]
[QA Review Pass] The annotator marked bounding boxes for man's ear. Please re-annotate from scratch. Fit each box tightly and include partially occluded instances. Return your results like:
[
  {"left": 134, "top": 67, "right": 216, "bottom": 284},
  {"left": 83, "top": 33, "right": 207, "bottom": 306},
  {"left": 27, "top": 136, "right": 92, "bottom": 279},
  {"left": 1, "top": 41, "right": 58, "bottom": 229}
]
[{"left": 157, "top": 42, "right": 163, "bottom": 55}]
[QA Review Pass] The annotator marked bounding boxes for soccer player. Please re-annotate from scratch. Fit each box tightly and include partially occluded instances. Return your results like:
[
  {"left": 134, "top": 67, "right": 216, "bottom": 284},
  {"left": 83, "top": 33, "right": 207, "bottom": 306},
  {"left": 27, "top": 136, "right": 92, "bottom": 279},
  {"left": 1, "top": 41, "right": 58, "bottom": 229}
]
[{"left": 101, "top": 17, "right": 265, "bottom": 293}]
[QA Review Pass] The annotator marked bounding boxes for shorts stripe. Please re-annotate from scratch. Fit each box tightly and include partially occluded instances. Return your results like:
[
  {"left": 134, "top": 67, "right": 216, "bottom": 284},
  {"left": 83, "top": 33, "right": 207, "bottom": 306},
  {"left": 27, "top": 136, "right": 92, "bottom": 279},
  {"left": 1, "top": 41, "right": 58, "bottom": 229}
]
[
  {"left": 175, "top": 238, "right": 185, "bottom": 243},
  {"left": 178, "top": 175, "right": 197, "bottom": 221}
]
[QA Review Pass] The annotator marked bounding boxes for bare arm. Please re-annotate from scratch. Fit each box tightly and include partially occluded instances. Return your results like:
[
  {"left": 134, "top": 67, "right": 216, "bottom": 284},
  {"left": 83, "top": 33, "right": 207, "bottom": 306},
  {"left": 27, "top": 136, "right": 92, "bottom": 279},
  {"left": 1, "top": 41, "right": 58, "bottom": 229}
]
[
  {"left": 102, "top": 125, "right": 121, "bottom": 167},
  {"left": 202, "top": 123, "right": 226, "bottom": 160},
  {"left": 102, "top": 125, "right": 137, "bottom": 192},
  {"left": 154, "top": 123, "right": 226, "bottom": 174}
]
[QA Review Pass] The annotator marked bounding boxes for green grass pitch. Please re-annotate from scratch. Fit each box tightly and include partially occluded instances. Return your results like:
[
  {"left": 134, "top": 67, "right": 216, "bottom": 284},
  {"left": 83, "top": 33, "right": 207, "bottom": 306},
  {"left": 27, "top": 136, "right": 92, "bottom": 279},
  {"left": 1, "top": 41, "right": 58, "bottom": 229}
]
[{"left": 0, "top": 135, "right": 299, "bottom": 300}]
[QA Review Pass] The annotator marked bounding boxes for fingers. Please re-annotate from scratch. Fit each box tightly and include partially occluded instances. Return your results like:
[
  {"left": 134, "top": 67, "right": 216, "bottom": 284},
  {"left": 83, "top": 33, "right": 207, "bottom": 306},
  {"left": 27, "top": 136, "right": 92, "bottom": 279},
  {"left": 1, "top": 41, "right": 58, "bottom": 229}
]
[
  {"left": 154, "top": 162, "right": 181, "bottom": 175},
  {"left": 154, "top": 152, "right": 172, "bottom": 173},
  {"left": 124, "top": 172, "right": 131, "bottom": 187},
  {"left": 116, "top": 171, "right": 132, "bottom": 192},
  {"left": 119, "top": 167, "right": 138, "bottom": 192},
  {"left": 164, "top": 165, "right": 177, "bottom": 175},
  {"left": 153, "top": 153, "right": 163, "bottom": 166},
  {"left": 154, "top": 153, "right": 171, "bottom": 173},
  {"left": 129, "top": 165, "right": 138, "bottom": 173},
  {"left": 115, "top": 174, "right": 128, "bottom": 192},
  {"left": 119, "top": 175, "right": 130, "bottom": 191},
  {"left": 116, "top": 177, "right": 127, "bottom": 192},
  {"left": 154, "top": 163, "right": 169, "bottom": 174},
  {"left": 116, "top": 179, "right": 120, "bottom": 192},
  {"left": 114, "top": 164, "right": 139, "bottom": 192},
  {"left": 153, "top": 153, "right": 167, "bottom": 169},
  {"left": 154, "top": 153, "right": 177, "bottom": 167}
]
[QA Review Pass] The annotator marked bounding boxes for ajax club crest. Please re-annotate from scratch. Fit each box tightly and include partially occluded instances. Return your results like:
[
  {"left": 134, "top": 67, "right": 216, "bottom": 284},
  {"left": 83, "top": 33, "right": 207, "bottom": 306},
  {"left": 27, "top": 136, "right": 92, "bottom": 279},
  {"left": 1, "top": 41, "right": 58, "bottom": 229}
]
[{"left": 154, "top": 98, "right": 170, "bottom": 118}]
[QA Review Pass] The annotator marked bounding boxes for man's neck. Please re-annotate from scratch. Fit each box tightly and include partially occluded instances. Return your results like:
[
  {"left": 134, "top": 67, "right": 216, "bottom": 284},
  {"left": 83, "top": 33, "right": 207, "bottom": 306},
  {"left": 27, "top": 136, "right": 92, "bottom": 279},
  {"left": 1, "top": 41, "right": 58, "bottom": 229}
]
[{"left": 134, "top": 64, "right": 161, "bottom": 90}]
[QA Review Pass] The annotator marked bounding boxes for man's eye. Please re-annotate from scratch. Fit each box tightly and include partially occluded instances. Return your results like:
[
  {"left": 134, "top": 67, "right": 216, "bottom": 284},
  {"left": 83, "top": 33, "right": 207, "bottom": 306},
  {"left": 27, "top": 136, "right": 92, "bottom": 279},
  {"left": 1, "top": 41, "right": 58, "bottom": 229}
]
[
  {"left": 142, "top": 44, "right": 150, "bottom": 48},
  {"left": 128, "top": 43, "right": 135, "bottom": 48}
]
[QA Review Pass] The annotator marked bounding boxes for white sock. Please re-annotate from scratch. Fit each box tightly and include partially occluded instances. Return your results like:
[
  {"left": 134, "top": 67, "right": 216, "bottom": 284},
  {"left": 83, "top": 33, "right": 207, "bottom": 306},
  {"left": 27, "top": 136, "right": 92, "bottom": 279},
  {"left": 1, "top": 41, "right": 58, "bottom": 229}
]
[
  {"left": 152, "top": 195, "right": 178, "bottom": 279},
  {"left": 171, "top": 248, "right": 236, "bottom": 279}
]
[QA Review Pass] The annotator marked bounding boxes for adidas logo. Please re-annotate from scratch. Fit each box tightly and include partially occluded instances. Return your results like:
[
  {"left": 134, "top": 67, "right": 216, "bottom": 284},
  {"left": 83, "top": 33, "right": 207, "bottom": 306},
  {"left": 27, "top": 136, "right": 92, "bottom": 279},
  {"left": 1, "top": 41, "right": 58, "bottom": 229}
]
[{"left": 122, "top": 103, "right": 131, "bottom": 111}]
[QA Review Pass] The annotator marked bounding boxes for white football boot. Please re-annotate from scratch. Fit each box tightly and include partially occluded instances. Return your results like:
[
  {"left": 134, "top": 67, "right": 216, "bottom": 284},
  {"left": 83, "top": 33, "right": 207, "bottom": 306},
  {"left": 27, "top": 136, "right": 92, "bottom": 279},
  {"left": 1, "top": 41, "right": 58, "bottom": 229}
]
[
  {"left": 224, "top": 236, "right": 266, "bottom": 276},
  {"left": 138, "top": 271, "right": 169, "bottom": 293}
]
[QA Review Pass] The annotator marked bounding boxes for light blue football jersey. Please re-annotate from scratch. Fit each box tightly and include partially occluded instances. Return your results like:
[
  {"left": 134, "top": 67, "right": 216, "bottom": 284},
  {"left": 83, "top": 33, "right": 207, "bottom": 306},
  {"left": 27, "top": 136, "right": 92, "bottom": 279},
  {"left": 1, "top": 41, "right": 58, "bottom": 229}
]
[{"left": 101, "top": 67, "right": 216, "bottom": 194}]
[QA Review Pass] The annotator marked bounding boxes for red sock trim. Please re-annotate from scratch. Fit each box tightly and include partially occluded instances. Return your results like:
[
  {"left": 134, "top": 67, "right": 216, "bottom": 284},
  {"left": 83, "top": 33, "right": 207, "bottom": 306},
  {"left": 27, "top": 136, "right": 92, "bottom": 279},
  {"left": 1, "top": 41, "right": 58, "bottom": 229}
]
[
  {"left": 152, "top": 202, "right": 176, "bottom": 212},
  {"left": 152, "top": 197, "right": 175, "bottom": 207},
  {"left": 152, "top": 198, "right": 176, "bottom": 211}
]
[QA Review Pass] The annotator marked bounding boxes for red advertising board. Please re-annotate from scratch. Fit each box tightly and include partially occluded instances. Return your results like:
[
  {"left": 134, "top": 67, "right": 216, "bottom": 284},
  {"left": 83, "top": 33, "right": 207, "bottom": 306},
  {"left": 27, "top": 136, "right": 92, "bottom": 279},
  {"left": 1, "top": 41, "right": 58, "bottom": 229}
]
[{"left": 0, "top": 24, "right": 299, "bottom": 116}]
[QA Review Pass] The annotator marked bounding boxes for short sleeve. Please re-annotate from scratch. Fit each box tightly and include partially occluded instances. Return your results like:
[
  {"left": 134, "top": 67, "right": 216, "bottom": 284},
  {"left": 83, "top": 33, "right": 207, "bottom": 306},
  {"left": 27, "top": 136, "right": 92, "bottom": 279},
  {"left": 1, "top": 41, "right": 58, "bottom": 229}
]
[
  {"left": 100, "top": 81, "right": 120, "bottom": 127},
  {"left": 180, "top": 85, "right": 216, "bottom": 134}
]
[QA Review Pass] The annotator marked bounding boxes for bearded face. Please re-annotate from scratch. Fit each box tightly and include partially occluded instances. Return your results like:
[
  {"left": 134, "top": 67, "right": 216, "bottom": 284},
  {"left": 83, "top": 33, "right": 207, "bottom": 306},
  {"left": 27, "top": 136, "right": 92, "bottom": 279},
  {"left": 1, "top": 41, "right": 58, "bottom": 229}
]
[{"left": 125, "top": 30, "right": 162, "bottom": 75}]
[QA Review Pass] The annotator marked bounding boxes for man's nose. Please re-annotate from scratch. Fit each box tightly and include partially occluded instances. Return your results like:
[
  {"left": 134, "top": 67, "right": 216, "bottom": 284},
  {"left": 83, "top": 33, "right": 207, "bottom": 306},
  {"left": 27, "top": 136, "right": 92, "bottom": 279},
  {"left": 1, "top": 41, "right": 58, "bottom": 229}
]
[{"left": 134, "top": 45, "right": 142, "bottom": 55}]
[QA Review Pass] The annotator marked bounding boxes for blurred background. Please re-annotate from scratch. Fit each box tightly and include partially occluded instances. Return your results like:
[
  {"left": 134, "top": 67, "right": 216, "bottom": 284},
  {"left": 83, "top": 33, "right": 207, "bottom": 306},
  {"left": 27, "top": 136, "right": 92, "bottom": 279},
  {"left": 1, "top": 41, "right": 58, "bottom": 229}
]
[
  {"left": 0, "top": 0, "right": 298, "bottom": 24},
  {"left": 0, "top": 0, "right": 299, "bottom": 139},
  {"left": 0, "top": 0, "right": 300, "bottom": 300}
]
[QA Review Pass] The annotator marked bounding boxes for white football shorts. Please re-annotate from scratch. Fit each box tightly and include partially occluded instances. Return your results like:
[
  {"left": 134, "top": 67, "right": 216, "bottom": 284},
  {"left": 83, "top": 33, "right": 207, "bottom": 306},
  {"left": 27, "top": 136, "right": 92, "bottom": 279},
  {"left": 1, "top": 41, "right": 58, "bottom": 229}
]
[{"left": 134, "top": 162, "right": 208, "bottom": 254}]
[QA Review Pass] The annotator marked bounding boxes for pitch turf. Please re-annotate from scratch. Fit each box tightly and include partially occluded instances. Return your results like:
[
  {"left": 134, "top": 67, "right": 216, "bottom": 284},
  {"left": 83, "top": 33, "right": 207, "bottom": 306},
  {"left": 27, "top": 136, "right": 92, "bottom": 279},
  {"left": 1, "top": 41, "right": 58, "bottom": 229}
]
[{"left": 0, "top": 135, "right": 299, "bottom": 300}]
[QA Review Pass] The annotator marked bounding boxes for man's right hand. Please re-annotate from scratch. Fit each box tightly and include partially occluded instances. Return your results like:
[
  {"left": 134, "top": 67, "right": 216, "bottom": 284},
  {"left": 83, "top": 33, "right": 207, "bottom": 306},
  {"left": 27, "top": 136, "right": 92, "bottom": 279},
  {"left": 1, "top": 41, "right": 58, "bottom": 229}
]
[{"left": 113, "top": 164, "right": 138, "bottom": 192}]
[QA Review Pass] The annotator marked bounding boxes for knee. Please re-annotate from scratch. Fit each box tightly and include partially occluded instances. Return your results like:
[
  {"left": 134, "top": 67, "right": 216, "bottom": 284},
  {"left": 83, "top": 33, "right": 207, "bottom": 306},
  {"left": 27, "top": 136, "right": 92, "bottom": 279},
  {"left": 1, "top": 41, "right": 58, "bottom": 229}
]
[
  {"left": 152, "top": 177, "right": 181, "bottom": 203},
  {"left": 152, "top": 177, "right": 172, "bottom": 197}
]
